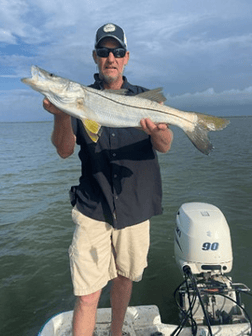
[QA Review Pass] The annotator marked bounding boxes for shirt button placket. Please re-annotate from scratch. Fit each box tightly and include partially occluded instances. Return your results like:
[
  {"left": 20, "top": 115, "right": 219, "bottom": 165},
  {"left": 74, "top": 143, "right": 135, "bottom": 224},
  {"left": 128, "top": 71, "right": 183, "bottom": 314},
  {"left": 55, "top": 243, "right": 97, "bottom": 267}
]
[{"left": 110, "top": 130, "right": 119, "bottom": 215}]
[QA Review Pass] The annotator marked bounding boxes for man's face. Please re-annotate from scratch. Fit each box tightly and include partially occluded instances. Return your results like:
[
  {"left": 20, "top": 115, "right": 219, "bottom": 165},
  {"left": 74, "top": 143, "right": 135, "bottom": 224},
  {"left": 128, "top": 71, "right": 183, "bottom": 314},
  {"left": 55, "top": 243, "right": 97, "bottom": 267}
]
[{"left": 93, "top": 38, "right": 129, "bottom": 86}]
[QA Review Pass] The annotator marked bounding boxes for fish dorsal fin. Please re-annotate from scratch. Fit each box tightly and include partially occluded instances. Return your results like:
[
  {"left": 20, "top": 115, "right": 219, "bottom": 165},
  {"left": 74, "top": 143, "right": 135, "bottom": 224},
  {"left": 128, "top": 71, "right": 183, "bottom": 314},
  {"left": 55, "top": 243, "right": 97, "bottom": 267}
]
[
  {"left": 137, "top": 88, "right": 166, "bottom": 103},
  {"left": 104, "top": 89, "right": 128, "bottom": 95},
  {"left": 81, "top": 119, "right": 102, "bottom": 143}
]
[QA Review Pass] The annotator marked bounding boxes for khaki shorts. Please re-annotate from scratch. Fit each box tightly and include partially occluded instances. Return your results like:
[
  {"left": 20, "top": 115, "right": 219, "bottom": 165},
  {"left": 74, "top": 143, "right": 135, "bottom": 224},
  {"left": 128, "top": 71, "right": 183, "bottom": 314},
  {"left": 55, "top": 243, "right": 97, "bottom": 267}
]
[{"left": 68, "top": 207, "right": 150, "bottom": 296}]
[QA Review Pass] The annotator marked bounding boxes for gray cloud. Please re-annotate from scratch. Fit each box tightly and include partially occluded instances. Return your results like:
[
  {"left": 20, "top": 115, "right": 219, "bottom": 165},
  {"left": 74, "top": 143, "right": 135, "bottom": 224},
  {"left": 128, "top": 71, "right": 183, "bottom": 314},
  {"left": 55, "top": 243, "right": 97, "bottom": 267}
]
[{"left": 0, "top": 0, "right": 251, "bottom": 121}]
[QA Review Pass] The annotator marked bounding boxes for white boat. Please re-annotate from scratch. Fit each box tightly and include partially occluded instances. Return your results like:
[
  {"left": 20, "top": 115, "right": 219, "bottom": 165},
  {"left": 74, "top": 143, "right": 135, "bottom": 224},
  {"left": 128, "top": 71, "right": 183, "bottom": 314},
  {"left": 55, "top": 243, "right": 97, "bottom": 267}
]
[
  {"left": 38, "top": 203, "right": 252, "bottom": 336},
  {"left": 38, "top": 304, "right": 251, "bottom": 336}
]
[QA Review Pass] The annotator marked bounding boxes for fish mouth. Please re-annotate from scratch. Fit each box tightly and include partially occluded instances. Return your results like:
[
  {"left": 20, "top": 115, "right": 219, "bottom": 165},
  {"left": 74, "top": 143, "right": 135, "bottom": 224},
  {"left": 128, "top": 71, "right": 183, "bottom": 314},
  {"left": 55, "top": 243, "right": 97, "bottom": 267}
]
[
  {"left": 21, "top": 65, "right": 54, "bottom": 92},
  {"left": 21, "top": 66, "right": 43, "bottom": 85},
  {"left": 31, "top": 65, "right": 49, "bottom": 80},
  {"left": 31, "top": 65, "right": 39, "bottom": 76},
  {"left": 21, "top": 77, "right": 30, "bottom": 84}
]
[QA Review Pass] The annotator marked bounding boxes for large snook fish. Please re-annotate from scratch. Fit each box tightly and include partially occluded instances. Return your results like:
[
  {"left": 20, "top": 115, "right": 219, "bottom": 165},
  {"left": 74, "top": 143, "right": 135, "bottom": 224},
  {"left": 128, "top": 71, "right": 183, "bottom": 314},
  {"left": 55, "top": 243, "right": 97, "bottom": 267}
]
[{"left": 21, "top": 65, "right": 229, "bottom": 155}]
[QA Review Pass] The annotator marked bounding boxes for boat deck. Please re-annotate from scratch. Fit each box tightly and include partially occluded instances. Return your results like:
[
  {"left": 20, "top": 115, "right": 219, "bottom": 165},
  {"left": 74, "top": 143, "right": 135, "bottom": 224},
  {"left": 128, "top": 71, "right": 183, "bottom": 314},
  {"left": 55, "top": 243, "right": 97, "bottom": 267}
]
[{"left": 39, "top": 305, "right": 251, "bottom": 336}]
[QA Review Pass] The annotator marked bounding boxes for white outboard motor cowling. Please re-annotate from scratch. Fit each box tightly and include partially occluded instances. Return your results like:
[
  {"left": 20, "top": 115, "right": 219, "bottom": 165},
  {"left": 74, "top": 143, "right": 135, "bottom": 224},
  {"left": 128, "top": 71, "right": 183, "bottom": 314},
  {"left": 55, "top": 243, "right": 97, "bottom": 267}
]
[{"left": 175, "top": 202, "right": 233, "bottom": 275}]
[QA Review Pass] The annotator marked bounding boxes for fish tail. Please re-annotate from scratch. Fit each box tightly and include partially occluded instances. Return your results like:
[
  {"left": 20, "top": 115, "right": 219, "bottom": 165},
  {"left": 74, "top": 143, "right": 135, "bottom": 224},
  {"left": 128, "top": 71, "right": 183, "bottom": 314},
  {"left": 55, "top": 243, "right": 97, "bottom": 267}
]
[{"left": 185, "top": 113, "right": 230, "bottom": 155}]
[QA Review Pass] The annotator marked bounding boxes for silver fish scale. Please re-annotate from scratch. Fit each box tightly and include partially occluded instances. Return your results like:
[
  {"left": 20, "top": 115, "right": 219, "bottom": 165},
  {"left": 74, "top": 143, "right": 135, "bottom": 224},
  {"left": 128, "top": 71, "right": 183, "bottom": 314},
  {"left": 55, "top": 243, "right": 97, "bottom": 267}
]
[{"left": 82, "top": 86, "right": 196, "bottom": 129}]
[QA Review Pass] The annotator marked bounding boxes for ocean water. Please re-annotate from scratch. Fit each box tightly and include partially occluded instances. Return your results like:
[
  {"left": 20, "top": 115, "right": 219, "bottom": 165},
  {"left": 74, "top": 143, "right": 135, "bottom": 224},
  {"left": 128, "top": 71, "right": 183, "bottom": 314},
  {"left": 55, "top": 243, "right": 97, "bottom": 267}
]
[{"left": 1, "top": 117, "right": 252, "bottom": 336}]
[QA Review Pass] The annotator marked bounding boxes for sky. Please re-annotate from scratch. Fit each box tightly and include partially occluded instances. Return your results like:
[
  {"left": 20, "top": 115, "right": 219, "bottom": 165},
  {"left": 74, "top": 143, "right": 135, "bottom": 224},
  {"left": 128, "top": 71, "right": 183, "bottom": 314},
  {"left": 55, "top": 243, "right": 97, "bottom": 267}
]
[{"left": 0, "top": 0, "right": 251, "bottom": 122}]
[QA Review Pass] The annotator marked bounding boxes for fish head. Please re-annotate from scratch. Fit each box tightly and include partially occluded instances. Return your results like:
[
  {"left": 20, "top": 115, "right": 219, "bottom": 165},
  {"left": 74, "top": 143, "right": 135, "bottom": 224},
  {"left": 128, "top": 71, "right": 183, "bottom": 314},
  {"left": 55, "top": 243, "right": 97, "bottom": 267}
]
[{"left": 21, "top": 65, "right": 84, "bottom": 104}]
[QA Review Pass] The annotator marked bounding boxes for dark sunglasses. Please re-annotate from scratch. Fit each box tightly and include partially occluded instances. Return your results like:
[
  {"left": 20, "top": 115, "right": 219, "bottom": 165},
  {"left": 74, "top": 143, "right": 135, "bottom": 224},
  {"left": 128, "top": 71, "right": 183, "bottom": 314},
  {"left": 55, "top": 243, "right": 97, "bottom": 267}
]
[{"left": 95, "top": 47, "right": 126, "bottom": 58}]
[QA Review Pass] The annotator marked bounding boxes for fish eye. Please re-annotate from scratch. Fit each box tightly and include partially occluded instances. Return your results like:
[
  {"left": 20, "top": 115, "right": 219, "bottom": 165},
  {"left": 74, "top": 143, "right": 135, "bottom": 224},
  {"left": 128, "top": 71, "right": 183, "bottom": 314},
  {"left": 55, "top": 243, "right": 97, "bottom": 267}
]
[{"left": 49, "top": 73, "right": 54, "bottom": 77}]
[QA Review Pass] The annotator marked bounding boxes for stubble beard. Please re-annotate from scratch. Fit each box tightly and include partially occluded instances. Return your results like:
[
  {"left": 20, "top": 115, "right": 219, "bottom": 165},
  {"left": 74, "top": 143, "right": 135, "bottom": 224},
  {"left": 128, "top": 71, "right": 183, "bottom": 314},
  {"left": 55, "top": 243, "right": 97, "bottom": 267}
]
[{"left": 99, "top": 66, "right": 125, "bottom": 86}]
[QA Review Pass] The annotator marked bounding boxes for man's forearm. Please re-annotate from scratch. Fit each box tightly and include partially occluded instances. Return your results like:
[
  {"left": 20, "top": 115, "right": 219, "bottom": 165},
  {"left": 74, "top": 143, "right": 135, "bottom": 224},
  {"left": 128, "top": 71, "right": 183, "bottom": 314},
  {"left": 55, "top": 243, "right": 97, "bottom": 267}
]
[
  {"left": 151, "top": 127, "right": 173, "bottom": 153},
  {"left": 52, "top": 114, "right": 76, "bottom": 158}
]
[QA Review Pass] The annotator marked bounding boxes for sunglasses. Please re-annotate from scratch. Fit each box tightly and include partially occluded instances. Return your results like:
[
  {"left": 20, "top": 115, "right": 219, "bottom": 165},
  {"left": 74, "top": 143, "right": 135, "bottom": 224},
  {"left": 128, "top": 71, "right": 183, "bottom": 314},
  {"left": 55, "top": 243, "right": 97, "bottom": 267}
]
[{"left": 95, "top": 47, "right": 126, "bottom": 58}]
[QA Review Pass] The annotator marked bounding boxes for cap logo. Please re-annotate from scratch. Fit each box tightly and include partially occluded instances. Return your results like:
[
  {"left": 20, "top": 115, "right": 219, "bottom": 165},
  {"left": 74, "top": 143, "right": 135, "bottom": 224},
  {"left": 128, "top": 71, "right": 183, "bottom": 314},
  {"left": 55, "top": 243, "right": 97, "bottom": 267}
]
[{"left": 103, "top": 24, "right": 116, "bottom": 33}]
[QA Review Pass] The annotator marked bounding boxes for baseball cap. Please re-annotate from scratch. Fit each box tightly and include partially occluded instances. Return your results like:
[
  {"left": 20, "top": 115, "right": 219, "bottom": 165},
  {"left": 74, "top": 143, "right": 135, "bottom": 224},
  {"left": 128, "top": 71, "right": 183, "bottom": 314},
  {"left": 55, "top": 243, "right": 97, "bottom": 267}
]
[{"left": 95, "top": 23, "right": 127, "bottom": 49}]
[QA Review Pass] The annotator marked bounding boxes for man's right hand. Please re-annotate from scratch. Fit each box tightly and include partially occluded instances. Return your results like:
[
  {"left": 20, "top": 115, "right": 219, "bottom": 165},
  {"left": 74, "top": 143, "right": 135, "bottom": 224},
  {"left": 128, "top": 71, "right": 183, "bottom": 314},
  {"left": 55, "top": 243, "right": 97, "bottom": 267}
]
[
  {"left": 43, "top": 98, "right": 75, "bottom": 158},
  {"left": 43, "top": 98, "right": 65, "bottom": 116}
]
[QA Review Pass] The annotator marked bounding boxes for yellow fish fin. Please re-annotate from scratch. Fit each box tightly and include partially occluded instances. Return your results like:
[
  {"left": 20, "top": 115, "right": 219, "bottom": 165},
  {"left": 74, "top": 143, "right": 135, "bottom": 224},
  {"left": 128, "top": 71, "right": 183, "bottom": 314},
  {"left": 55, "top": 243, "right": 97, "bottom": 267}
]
[
  {"left": 84, "top": 128, "right": 100, "bottom": 143},
  {"left": 81, "top": 119, "right": 102, "bottom": 143},
  {"left": 83, "top": 119, "right": 101, "bottom": 134}
]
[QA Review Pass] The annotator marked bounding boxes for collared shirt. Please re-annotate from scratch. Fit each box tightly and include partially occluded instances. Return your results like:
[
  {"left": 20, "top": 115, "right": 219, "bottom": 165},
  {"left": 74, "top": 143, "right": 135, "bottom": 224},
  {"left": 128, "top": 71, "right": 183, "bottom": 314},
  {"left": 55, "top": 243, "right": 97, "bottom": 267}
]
[{"left": 71, "top": 74, "right": 163, "bottom": 229}]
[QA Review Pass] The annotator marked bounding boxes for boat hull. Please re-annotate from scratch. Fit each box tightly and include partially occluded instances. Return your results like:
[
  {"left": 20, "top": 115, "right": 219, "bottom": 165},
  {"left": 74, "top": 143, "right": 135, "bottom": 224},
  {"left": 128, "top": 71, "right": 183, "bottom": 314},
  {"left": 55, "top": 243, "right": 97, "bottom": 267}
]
[{"left": 38, "top": 305, "right": 251, "bottom": 336}]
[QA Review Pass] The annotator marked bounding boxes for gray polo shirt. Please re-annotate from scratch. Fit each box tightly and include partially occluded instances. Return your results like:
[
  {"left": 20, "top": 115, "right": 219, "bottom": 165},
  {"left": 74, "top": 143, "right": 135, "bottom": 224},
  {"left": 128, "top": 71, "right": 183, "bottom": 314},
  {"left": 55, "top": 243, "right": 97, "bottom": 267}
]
[{"left": 71, "top": 74, "right": 163, "bottom": 229}]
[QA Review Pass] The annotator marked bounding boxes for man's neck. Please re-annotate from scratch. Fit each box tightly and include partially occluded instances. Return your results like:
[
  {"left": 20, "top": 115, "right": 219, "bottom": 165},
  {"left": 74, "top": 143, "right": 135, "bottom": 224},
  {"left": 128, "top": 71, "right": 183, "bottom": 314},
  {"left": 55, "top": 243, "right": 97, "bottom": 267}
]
[{"left": 101, "top": 76, "right": 124, "bottom": 90}]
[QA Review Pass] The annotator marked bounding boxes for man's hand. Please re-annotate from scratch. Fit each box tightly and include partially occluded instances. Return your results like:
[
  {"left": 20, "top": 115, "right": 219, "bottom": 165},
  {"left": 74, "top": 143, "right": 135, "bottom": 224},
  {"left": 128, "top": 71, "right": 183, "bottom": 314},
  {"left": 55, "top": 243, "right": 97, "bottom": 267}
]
[
  {"left": 43, "top": 98, "right": 66, "bottom": 117},
  {"left": 140, "top": 118, "right": 173, "bottom": 153},
  {"left": 43, "top": 98, "right": 76, "bottom": 158}
]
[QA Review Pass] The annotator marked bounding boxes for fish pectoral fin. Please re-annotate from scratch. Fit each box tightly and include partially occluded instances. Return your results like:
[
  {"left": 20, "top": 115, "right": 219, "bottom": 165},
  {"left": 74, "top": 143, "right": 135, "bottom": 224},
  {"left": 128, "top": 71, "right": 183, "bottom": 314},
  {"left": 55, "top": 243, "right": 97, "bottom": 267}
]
[
  {"left": 137, "top": 88, "right": 167, "bottom": 103},
  {"left": 84, "top": 119, "right": 101, "bottom": 134},
  {"left": 84, "top": 129, "right": 100, "bottom": 143},
  {"left": 82, "top": 119, "right": 102, "bottom": 143}
]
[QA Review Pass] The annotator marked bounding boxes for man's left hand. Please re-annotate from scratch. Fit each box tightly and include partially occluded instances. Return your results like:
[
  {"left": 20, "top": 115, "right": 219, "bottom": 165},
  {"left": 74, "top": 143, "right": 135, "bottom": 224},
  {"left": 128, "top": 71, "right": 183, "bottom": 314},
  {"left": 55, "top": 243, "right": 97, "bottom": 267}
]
[{"left": 140, "top": 118, "right": 173, "bottom": 153}]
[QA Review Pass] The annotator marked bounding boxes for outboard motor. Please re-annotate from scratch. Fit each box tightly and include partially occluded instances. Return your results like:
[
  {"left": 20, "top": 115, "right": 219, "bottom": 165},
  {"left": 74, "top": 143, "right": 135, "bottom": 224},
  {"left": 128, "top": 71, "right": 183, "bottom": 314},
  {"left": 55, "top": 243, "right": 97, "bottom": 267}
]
[
  {"left": 173, "top": 203, "right": 251, "bottom": 335},
  {"left": 175, "top": 202, "right": 233, "bottom": 275}
]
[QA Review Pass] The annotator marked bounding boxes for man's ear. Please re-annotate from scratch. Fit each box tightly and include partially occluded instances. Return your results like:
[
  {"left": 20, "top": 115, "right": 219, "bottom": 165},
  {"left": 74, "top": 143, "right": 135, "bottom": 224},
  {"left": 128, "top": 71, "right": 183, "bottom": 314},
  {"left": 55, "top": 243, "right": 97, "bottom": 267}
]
[
  {"left": 124, "top": 51, "right": 130, "bottom": 66},
  {"left": 93, "top": 50, "right": 98, "bottom": 64}
]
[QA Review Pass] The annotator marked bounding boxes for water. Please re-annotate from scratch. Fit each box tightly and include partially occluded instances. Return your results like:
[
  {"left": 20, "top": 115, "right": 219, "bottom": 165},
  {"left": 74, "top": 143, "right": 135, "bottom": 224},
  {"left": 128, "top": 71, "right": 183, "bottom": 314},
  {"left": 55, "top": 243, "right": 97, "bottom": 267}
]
[{"left": 1, "top": 117, "right": 252, "bottom": 335}]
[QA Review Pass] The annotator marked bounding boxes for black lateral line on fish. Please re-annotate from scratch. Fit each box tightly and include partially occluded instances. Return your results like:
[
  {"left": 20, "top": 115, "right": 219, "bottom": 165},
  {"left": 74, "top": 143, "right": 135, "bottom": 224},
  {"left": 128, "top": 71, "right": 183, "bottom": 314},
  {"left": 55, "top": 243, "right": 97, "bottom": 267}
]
[{"left": 91, "top": 89, "right": 195, "bottom": 125}]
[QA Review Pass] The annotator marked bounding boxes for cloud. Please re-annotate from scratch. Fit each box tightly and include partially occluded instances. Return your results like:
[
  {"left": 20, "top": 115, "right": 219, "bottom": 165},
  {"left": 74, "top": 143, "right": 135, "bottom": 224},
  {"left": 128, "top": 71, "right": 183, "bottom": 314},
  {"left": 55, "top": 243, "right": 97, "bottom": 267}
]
[
  {"left": 180, "top": 86, "right": 252, "bottom": 105},
  {"left": 0, "top": 74, "right": 21, "bottom": 78},
  {"left": 0, "top": 29, "right": 17, "bottom": 44},
  {"left": 0, "top": 0, "right": 251, "bottom": 120},
  {"left": 166, "top": 86, "right": 252, "bottom": 116},
  {"left": 0, "top": 0, "right": 31, "bottom": 44}
]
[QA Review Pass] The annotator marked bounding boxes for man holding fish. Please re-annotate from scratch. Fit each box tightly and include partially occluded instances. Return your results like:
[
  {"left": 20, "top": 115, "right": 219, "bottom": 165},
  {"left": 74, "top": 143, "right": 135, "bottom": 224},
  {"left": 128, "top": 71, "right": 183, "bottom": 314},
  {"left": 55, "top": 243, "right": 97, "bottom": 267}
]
[{"left": 43, "top": 23, "right": 172, "bottom": 336}]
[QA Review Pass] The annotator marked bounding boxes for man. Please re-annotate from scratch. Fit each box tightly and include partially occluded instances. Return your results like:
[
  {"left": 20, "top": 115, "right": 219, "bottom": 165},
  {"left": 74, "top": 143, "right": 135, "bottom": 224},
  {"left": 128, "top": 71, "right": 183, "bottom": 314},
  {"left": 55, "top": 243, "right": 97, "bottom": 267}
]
[{"left": 43, "top": 23, "right": 173, "bottom": 336}]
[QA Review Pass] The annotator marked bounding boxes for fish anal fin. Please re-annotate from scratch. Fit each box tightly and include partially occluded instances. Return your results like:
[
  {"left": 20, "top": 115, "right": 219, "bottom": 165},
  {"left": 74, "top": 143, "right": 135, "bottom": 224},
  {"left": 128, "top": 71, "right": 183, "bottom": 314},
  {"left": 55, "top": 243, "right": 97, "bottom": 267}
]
[{"left": 137, "top": 88, "right": 166, "bottom": 103}]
